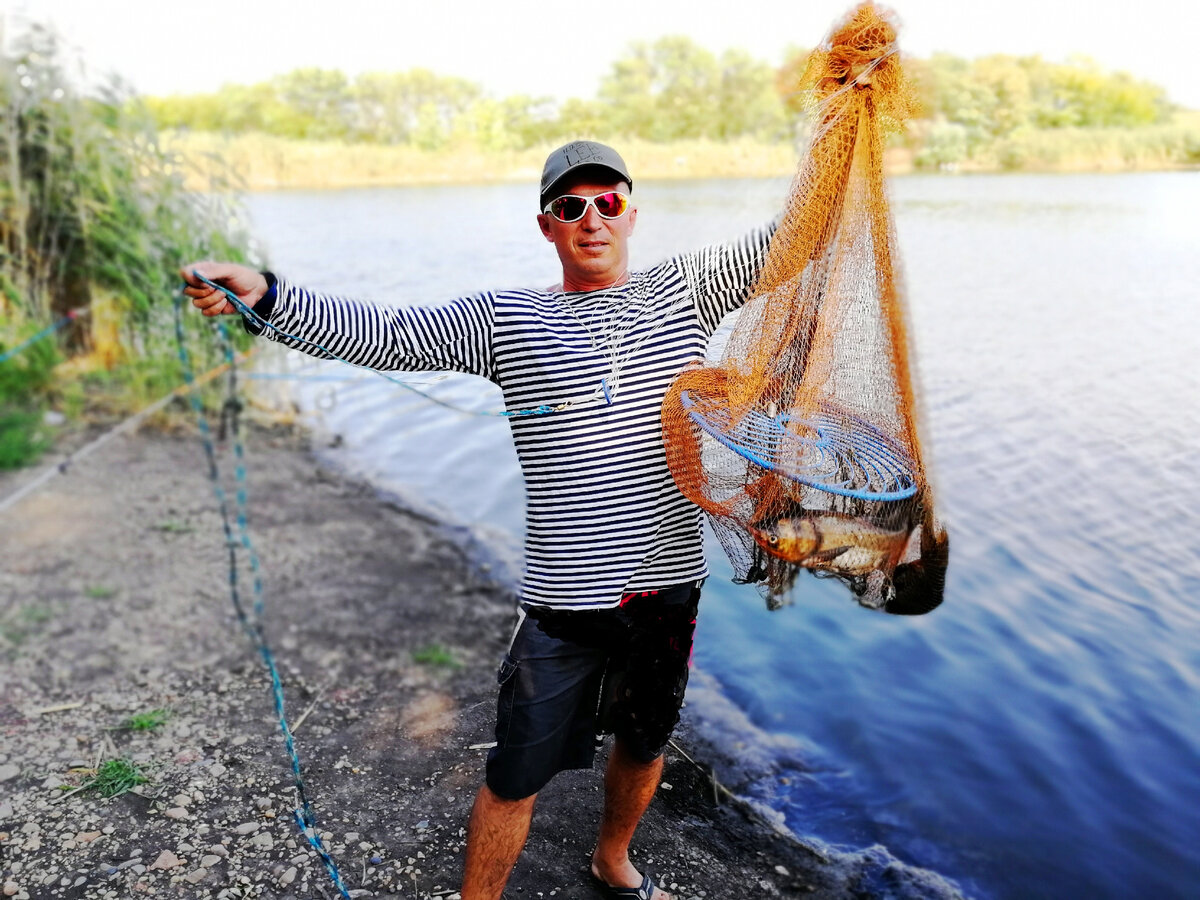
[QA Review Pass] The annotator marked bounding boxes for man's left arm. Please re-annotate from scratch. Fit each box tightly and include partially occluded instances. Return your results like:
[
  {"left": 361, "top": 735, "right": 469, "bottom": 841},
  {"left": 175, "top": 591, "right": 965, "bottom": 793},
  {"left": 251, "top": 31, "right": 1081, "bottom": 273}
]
[{"left": 677, "top": 222, "right": 777, "bottom": 335}]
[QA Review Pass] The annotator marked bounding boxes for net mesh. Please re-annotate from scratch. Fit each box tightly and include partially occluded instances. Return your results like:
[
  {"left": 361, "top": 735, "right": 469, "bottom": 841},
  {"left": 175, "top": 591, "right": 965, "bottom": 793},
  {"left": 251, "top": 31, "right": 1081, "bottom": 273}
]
[{"left": 661, "top": 2, "right": 949, "bottom": 613}]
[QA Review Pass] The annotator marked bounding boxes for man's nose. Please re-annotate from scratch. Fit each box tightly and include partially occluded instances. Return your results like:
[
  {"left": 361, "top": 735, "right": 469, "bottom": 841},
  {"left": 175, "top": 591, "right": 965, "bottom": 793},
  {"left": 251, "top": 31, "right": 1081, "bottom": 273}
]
[{"left": 580, "top": 204, "right": 603, "bottom": 229}]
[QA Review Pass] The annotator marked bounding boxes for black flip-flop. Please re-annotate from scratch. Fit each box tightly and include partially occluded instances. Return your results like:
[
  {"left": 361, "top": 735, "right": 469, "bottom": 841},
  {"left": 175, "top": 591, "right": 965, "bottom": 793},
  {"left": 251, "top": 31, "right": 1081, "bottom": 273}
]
[{"left": 590, "top": 870, "right": 664, "bottom": 900}]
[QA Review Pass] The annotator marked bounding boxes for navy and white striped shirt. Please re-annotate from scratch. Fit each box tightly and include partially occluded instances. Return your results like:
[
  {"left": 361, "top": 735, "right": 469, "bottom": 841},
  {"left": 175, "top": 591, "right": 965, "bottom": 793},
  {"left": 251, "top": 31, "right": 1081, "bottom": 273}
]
[{"left": 260, "top": 227, "right": 772, "bottom": 609}]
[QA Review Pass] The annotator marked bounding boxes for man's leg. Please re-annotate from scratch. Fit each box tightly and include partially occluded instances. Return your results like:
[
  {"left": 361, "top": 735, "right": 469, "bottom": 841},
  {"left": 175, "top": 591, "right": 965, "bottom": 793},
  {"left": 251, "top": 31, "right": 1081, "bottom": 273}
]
[
  {"left": 462, "top": 784, "right": 537, "bottom": 900},
  {"left": 590, "top": 738, "right": 671, "bottom": 899}
]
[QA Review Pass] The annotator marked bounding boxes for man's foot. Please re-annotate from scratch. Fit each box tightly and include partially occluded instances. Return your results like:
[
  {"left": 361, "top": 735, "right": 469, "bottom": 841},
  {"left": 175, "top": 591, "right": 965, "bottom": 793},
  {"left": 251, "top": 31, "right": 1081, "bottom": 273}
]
[{"left": 590, "top": 857, "right": 673, "bottom": 900}]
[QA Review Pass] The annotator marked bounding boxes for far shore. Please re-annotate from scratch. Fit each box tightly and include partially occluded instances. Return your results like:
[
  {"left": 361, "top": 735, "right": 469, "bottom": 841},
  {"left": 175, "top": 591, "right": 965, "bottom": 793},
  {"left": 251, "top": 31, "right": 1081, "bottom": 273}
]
[{"left": 165, "top": 122, "right": 1200, "bottom": 193}]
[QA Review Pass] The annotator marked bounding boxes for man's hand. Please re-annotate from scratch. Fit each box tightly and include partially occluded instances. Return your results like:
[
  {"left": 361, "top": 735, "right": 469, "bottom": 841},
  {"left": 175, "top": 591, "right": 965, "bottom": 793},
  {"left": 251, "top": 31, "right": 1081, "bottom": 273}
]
[{"left": 180, "top": 262, "right": 268, "bottom": 317}]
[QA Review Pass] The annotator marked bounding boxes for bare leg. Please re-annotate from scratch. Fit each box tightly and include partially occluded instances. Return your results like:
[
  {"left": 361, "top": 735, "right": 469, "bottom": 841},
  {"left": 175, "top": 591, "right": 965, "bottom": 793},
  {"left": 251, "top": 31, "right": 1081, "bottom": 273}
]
[
  {"left": 462, "top": 784, "right": 537, "bottom": 900},
  {"left": 591, "top": 739, "right": 673, "bottom": 900}
]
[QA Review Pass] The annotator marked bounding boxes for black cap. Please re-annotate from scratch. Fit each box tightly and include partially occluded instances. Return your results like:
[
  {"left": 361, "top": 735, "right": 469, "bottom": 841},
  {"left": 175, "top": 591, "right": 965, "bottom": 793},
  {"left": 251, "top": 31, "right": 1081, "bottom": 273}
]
[{"left": 539, "top": 141, "right": 633, "bottom": 209}]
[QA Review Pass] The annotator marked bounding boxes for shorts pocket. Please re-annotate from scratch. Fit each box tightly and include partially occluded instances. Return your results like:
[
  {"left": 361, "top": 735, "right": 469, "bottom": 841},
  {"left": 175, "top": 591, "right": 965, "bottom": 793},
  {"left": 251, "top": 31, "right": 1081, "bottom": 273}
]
[
  {"left": 494, "top": 654, "right": 520, "bottom": 748},
  {"left": 497, "top": 654, "right": 519, "bottom": 685}
]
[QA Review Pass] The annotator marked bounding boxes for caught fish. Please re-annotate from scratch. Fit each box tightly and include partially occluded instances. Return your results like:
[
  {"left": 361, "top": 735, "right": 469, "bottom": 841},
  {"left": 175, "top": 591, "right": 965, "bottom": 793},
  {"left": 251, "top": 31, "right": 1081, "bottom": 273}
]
[{"left": 749, "top": 512, "right": 906, "bottom": 572}]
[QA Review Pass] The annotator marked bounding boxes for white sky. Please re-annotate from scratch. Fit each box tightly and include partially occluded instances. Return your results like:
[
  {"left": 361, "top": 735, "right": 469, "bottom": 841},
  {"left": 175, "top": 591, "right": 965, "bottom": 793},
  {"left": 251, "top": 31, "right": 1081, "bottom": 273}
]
[{"left": 7, "top": 0, "right": 1199, "bottom": 109}]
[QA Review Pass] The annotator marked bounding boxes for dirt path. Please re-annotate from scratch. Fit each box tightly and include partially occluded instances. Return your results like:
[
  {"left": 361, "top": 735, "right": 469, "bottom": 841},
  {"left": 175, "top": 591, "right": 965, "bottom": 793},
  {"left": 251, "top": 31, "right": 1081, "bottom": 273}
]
[{"left": 0, "top": 423, "right": 958, "bottom": 899}]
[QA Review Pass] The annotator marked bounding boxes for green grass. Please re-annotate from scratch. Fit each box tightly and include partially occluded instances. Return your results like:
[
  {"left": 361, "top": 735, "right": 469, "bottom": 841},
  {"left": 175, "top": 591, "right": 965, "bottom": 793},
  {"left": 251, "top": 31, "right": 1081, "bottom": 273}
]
[
  {"left": 84, "top": 758, "right": 148, "bottom": 798},
  {"left": 122, "top": 708, "right": 171, "bottom": 732},
  {"left": 0, "top": 603, "right": 54, "bottom": 647},
  {"left": 0, "top": 410, "right": 50, "bottom": 469},
  {"left": 84, "top": 585, "right": 117, "bottom": 599},
  {"left": 153, "top": 519, "right": 194, "bottom": 534},
  {"left": 411, "top": 643, "right": 460, "bottom": 669}
]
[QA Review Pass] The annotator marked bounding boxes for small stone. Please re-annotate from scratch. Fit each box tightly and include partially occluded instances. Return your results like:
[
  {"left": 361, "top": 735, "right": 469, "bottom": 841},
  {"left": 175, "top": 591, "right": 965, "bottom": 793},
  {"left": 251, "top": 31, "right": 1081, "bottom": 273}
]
[
  {"left": 177, "top": 842, "right": 196, "bottom": 853},
  {"left": 208, "top": 764, "right": 227, "bottom": 776},
  {"left": 164, "top": 808, "right": 189, "bottom": 820},
  {"left": 279, "top": 867, "right": 297, "bottom": 886},
  {"left": 234, "top": 822, "right": 259, "bottom": 835},
  {"left": 660, "top": 782, "right": 673, "bottom": 790},
  {"left": 184, "top": 869, "right": 208, "bottom": 884},
  {"left": 0, "top": 800, "right": 12, "bottom": 818},
  {"left": 41, "top": 774, "right": 65, "bottom": 790},
  {"left": 172, "top": 794, "right": 191, "bottom": 808},
  {"left": 358, "top": 841, "right": 372, "bottom": 851},
  {"left": 76, "top": 831, "right": 102, "bottom": 843},
  {"left": 207, "top": 844, "right": 229, "bottom": 858},
  {"left": 344, "top": 832, "right": 360, "bottom": 842},
  {"left": 148, "top": 850, "right": 184, "bottom": 871},
  {"left": 2, "top": 882, "right": 16, "bottom": 897},
  {"left": 369, "top": 856, "right": 382, "bottom": 865},
  {"left": 774, "top": 865, "right": 789, "bottom": 876},
  {"left": 0, "top": 764, "right": 19, "bottom": 782},
  {"left": 200, "top": 855, "right": 222, "bottom": 868},
  {"left": 250, "top": 832, "right": 274, "bottom": 850}
]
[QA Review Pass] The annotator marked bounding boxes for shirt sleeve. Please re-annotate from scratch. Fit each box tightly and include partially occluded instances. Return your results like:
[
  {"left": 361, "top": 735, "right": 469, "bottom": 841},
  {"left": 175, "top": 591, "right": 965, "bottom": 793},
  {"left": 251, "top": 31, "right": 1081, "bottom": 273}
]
[
  {"left": 249, "top": 277, "right": 499, "bottom": 383},
  {"left": 676, "top": 222, "right": 777, "bottom": 335}
]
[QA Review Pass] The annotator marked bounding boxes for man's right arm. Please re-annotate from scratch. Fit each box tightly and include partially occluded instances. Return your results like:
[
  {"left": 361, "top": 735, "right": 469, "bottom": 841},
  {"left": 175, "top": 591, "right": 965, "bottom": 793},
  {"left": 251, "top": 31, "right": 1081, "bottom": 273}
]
[{"left": 180, "top": 262, "right": 498, "bottom": 382}]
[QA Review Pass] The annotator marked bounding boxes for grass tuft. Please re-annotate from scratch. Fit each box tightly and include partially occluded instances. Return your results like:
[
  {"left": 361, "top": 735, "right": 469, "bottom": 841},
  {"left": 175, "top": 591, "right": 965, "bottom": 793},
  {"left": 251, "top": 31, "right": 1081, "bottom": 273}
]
[
  {"left": 122, "top": 708, "right": 171, "bottom": 732},
  {"left": 411, "top": 643, "right": 460, "bottom": 669},
  {"left": 84, "top": 758, "right": 148, "bottom": 798}
]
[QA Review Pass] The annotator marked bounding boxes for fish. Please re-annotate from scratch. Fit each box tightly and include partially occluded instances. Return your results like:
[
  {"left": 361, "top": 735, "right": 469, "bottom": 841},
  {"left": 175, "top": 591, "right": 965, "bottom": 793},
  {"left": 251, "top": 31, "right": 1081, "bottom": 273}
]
[{"left": 749, "top": 512, "right": 907, "bottom": 573}]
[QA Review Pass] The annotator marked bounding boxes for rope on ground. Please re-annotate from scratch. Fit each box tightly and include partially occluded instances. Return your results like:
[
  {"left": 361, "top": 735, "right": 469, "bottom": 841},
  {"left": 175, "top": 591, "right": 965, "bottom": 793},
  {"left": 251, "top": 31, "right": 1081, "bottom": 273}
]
[
  {"left": 173, "top": 292, "right": 352, "bottom": 899},
  {"left": 0, "top": 347, "right": 256, "bottom": 516},
  {"left": 0, "top": 308, "right": 89, "bottom": 364}
]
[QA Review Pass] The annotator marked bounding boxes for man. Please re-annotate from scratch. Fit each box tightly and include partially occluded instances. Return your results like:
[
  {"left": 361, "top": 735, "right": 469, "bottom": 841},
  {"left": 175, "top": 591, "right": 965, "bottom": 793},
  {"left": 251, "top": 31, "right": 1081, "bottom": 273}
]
[{"left": 183, "top": 140, "right": 773, "bottom": 900}]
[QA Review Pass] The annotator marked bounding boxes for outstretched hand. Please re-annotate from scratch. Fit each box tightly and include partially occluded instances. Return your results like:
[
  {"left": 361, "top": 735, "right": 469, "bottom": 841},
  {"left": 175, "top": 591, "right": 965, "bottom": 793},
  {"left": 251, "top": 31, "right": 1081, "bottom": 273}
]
[{"left": 180, "top": 262, "right": 268, "bottom": 317}]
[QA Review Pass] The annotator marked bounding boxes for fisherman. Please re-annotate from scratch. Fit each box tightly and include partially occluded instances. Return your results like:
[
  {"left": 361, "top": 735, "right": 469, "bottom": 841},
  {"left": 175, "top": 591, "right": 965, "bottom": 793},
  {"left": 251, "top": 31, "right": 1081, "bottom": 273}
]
[{"left": 182, "top": 140, "right": 773, "bottom": 900}]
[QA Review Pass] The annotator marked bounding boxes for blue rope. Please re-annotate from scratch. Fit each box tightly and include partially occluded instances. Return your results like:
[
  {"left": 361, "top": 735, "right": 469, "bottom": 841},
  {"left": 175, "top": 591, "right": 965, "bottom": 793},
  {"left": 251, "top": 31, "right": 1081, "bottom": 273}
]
[
  {"left": 192, "top": 272, "right": 562, "bottom": 419},
  {"left": 173, "top": 293, "right": 352, "bottom": 899},
  {"left": 0, "top": 309, "right": 83, "bottom": 364}
]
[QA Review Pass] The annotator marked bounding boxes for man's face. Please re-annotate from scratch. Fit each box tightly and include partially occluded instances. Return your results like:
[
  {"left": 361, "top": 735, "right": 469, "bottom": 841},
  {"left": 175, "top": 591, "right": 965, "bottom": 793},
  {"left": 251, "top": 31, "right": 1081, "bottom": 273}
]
[{"left": 537, "top": 178, "right": 637, "bottom": 292}]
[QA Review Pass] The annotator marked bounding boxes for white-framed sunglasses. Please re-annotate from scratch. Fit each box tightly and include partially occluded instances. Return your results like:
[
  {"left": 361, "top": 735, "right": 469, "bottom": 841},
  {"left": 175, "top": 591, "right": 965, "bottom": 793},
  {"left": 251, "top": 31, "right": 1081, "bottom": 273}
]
[{"left": 542, "top": 191, "right": 631, "bottom": 223}]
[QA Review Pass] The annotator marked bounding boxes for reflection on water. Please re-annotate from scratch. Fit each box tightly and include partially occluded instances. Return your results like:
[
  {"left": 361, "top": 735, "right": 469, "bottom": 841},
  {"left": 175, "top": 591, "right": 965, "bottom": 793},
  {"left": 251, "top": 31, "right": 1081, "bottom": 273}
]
[{"left": 246, "top": 172, "right": 1200, "bottom": 900}]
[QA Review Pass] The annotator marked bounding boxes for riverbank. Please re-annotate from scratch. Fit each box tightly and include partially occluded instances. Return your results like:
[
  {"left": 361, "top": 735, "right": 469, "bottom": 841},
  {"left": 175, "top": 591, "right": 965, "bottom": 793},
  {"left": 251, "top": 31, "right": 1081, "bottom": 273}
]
[
  {"left": 0, "top": 419, "right": 964, "bottom": 899},
  {"left": 165, "top": 118, "right": 1200, "bottom": 192}
]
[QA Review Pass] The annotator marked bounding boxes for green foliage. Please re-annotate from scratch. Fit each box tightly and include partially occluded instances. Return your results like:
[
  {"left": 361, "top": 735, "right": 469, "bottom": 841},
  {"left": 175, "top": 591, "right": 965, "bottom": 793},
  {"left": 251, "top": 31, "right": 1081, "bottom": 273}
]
[
  {"left": 84, "top": 758, "right": 148, "bottom": 797},
  {"left": 412, "top": 643, "right": 460, "bottom": 669},
  {"left": 123, "top": 708, "right": 171, "bottom": 731},
  {"left": 84, "top": 584, "right": 117, "bottom": 599},
  {"left": 0, "top": 603, "right": 53, "bottom": 647},
  {"left": 1, "top": 22, "right": 259, "bottom": 434}
]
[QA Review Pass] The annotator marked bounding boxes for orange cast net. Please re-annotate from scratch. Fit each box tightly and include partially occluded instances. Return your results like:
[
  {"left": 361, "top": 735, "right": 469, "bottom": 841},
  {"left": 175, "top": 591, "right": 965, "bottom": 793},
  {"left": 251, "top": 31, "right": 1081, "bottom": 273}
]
[{"left": 661, "top": 2, "right": 949, "bottom": 613}]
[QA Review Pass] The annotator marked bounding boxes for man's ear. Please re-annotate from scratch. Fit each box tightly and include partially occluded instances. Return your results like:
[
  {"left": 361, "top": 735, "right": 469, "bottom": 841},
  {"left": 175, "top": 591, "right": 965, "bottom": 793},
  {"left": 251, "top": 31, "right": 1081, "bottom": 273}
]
[
  {"left": 536, "top": 213, "right": 555, "bottom": 242},
  {"left": 627, "top": 206, "right": 637, "bottom": 235}
]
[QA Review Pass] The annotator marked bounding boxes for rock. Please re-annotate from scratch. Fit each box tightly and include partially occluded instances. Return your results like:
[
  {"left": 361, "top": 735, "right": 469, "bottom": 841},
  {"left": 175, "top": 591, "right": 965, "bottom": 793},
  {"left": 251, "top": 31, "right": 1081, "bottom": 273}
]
[
  {"left": 207, "top": 844, "right": 229, "bottom": 858},
  {"left": 164, "top": 808, "right": 189, "bottom": 820},
  {"left": 41, "top": 774, "right": 65, "bottom": 790},
  {"left": 2, "top": 882, "right": 16, "bottom": 897},
  {"left": 344, "top": 831, "right": 360, "bottom": 842},
  {"left": 774, "top": 865, "right": 789, "bottom": 876},
  {"left": 208, "top": 764, "right": 227, "bottom": 776},
  {"left": 0, "top": 801, "right": 12, "bottom": 819},
  {"left": 0, "top": 764, "right": 19, "bottom": 782},
  {"left": 76, "top": 831, "right": 102, "bottom": 843},
  {"left": 184, "top": 869, "right": 208, "bottom": 884},
  {"left": 148, "top": 850, "right": 184, "bottom": 871},
  {"left": 172, "top": 794, "right": 192, "bottom": 808},
  {"left": 234, "top": 822, "right": 259, "bottom": 835},
  {"left": 200, "top": 855, "right": 222, "bottom": 868},
  {"left": 249, "top": 832, "right": 274, "bottom": 850},
  {"left": 279, "top": 867, "right": 297, "bottom": 886},
  {"left": 177, "top": 842, "right": 196, "bottom": 853}
]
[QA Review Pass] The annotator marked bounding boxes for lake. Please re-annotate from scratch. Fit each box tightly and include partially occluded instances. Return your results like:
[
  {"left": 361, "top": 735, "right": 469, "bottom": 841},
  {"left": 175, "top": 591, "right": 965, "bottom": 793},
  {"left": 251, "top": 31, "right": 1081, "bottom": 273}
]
[{"left": 243, "top": 171, "right": 1200, "bottom": 899}]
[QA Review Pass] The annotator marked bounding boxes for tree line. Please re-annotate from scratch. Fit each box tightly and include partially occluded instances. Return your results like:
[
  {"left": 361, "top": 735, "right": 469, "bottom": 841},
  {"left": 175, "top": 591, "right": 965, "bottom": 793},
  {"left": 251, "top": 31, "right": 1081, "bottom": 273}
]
[{"left": 144, "top": 37, "right": 1176, "bottom": 154}]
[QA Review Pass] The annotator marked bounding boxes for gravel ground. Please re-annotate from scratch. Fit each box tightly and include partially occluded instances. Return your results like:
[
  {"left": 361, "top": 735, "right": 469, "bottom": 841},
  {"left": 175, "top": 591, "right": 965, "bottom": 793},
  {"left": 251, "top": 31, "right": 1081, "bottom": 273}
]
[{"left": 0, "top": 421, "right": 962, "bottom": 900}]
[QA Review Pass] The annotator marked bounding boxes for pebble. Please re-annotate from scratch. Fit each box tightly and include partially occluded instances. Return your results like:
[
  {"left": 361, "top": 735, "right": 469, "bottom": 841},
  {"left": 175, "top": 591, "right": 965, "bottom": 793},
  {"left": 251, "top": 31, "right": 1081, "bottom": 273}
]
[
  {"left": 279, "top": 867, "right": 297, "bottom": 886},
  {"left": 172, "top": 794, "right": 192, "bottom": 808},
  {"left": 178, "top": 842, "right": 196, "bottom": 853},
  {"left": 0, "top": 801, "right": 12, "bottom": 818},
  {"left": 345, "top": 831, "right": 360, "bottom": 842},
  {"left": 164, "top": 808, "right": 189, "bottom": 820},
  {"left": 774, "top": 865, "right": 790, "bottom": 876},
  {"left": 0, "top": 764, "right": 19, "bottom": 782},
  {"left": 2, "top": 883, "right": 16, "bottom": 897},
  {"left": 249, "top": 832, "right": 274, "bottom": 850},
  {"left": 148, "top": 850, "right": 183, "bottom": 871},
  {"left": 76, "top": 831, "right": 102, "bottom": 843},
  {"left": 184, "top": 869, "right": 208, "bottom": 884},
  {"left": 208, "top": 764, "right": 227, "bottom": 776},
  {"left": 234, "top": 822, "right": 260, "bottom": 835},
  {"left": 207, "top": 844, "right": 229, "bottom": 858},
  {"left": 200, "top": 855, "right": 222, "bottom": 868}
]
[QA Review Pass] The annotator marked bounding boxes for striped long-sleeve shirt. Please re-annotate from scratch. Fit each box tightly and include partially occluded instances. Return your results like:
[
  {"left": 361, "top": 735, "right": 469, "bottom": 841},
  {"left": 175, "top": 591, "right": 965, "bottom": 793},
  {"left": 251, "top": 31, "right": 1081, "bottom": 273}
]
[{"left": 258, "top": 226, "right": 773, "bottom": 609}]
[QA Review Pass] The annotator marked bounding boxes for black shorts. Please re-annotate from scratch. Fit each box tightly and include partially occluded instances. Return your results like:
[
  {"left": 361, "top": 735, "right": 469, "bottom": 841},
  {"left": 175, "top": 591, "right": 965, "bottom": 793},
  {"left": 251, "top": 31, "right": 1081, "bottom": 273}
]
[{"left": 485, "top": 581, "right": 702, "bottom": 800}]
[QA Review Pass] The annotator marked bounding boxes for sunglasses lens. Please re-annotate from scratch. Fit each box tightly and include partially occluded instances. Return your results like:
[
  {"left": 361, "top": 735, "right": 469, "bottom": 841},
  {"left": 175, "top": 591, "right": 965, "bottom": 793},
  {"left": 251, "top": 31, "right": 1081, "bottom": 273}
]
[
  {"left": 593, "top": 192, "right": 628, "bottom": 218},
  {"left": 550, "top": 196, "right": 587, "bottom": 222}
]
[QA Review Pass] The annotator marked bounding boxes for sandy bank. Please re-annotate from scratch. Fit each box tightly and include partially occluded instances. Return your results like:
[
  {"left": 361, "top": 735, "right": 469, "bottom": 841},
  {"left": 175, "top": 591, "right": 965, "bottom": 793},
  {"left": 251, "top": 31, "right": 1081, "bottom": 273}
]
[{"left": 0, "top": 422, "right": 963, "bottom": 899}]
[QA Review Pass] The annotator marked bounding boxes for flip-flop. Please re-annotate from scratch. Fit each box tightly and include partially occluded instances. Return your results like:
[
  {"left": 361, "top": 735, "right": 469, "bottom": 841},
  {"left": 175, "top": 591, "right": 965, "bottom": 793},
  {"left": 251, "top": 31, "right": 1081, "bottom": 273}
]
[{"left": 590, "top": 870, "right": 668, "bottom": 900}]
